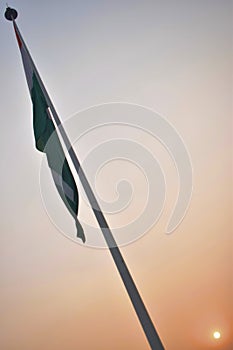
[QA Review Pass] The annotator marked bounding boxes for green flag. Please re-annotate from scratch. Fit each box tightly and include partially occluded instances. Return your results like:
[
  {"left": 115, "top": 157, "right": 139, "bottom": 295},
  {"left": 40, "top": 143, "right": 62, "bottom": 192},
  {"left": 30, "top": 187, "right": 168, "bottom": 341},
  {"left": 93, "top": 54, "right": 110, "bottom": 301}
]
[
  {"left": 14, "top": 22, "right": 85, "bottom": 242},
  {"left": 32, "top": 74, "right": 85, "bottom": 242}
]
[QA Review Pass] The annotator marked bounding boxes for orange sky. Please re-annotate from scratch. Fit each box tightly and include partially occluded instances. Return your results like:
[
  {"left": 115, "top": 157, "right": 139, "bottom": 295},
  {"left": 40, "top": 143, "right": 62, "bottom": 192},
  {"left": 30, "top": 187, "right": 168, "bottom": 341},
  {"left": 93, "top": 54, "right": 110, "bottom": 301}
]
[{"left": 0, "top": 1, "right": 232, "bottom": 349}]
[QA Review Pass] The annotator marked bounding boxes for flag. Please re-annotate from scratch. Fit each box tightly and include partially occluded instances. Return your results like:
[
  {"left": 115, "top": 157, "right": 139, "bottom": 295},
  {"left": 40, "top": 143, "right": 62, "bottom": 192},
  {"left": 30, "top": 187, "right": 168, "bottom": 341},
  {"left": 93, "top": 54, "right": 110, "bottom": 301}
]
[{"left": 13, "top": 22, "right": 85, "bottom": 242}]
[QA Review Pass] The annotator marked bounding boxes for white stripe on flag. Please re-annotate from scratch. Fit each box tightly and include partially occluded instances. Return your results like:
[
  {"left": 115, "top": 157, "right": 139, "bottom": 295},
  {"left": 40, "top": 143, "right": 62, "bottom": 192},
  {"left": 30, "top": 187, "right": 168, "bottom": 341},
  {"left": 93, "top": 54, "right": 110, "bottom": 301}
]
[{"left": 51, "top": 169, "right": 75, "bottom": 202}]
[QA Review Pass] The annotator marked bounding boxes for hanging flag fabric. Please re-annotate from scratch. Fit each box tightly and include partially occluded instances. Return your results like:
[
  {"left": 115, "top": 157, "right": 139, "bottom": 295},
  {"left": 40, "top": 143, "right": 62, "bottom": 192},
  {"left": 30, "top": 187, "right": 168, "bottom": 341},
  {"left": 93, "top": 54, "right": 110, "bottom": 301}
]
[{"left": 13, "top": 22, "right": 85, "bottom": 242}]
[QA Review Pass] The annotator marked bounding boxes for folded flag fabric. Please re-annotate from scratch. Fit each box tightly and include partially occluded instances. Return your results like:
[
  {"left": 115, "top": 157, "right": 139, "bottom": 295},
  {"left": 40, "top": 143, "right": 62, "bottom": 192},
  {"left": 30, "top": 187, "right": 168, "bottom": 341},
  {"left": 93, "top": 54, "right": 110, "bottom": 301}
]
[{"left": 13, "top": 22, "right": 85, "bottom": 242}]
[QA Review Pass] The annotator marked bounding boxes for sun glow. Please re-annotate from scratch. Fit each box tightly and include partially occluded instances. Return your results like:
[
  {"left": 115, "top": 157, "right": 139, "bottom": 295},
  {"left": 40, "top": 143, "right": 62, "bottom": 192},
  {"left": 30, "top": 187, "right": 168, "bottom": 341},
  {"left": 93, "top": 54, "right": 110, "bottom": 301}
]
[{"left": 213, "top": 331, "right": 221, "bottom": 339}]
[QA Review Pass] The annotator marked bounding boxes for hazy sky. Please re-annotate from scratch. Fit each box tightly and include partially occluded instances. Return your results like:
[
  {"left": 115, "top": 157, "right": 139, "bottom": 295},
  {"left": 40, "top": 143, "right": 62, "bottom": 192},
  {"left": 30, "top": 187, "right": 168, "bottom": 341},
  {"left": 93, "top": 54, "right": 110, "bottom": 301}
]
[{"left": 0, "top": 1, "right": 232, "bottom": 349}]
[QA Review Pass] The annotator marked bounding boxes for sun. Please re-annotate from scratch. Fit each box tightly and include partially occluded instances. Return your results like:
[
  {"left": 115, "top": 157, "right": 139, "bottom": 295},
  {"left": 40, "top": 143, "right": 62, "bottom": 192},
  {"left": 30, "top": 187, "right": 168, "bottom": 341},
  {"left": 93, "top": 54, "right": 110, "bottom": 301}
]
[{"left": 213, "top": 331, "right": 221, "bottom": 339}]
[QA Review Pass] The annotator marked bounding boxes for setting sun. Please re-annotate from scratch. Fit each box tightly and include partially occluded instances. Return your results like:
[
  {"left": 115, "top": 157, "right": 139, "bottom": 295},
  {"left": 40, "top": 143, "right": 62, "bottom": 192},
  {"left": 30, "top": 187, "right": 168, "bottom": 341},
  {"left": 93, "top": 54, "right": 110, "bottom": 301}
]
[{"left": 213, "top": 331, "right": 221, "bottom": 340}]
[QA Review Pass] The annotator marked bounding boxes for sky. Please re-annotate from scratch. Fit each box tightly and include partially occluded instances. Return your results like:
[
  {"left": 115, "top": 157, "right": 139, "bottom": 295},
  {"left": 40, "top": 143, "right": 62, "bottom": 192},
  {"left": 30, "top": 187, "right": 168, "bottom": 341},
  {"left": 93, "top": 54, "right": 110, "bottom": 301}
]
[{"left": 0, "top": 1, "right": 232, "bottom": 349}]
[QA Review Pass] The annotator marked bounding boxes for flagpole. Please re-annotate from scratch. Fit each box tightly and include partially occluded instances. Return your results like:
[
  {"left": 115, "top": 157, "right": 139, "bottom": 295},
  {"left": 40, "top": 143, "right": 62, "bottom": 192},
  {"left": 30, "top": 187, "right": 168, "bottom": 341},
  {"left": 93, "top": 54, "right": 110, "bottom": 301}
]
[{"left": 5, "top": 8, "right": 165, "bottom": 350}]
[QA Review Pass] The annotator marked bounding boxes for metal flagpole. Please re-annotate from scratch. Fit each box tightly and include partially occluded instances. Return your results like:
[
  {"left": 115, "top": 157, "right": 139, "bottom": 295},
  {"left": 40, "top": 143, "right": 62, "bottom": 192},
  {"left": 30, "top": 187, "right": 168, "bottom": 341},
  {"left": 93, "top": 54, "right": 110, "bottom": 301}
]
[{"left": 5, "top": 7, "right": 165, "bottom": 350}]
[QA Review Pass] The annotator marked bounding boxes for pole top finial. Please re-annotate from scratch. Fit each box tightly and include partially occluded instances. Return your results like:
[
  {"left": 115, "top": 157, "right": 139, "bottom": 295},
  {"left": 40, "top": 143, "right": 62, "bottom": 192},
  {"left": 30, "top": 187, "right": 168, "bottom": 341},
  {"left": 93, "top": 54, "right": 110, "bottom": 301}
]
[{"left": 4, "top": 6, "right": 18, "bottom": 21}]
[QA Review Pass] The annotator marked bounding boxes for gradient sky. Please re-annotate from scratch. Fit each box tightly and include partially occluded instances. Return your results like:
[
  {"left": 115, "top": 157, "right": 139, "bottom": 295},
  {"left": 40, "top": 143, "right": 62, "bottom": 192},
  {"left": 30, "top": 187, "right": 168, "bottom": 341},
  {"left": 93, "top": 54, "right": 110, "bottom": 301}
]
[{"left": 0, "top": 1, "right": 232, "bottom": 349}]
